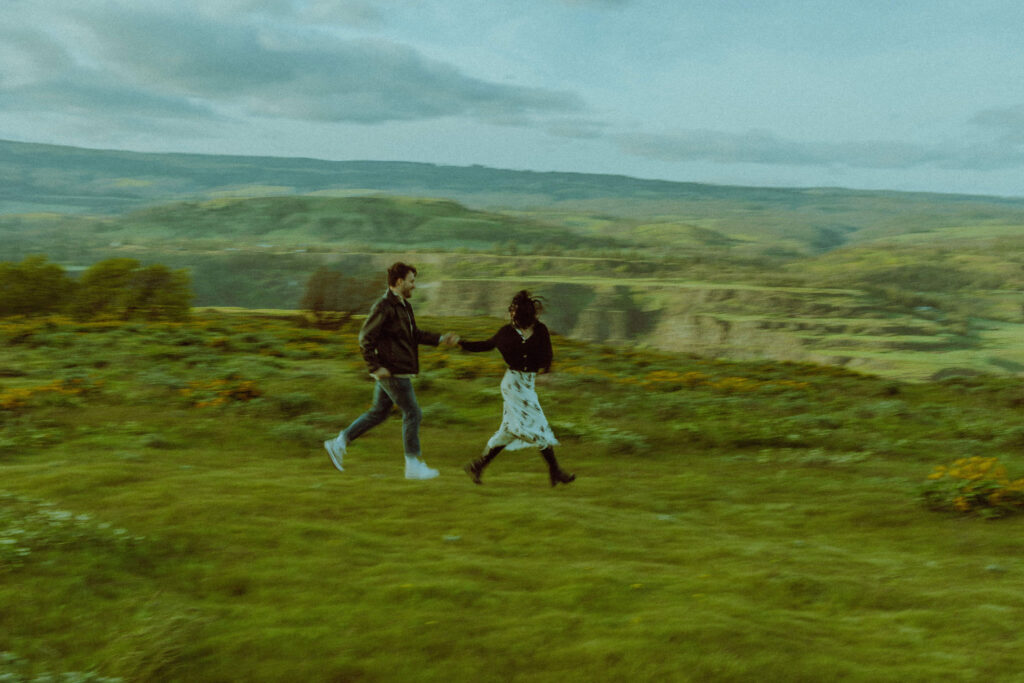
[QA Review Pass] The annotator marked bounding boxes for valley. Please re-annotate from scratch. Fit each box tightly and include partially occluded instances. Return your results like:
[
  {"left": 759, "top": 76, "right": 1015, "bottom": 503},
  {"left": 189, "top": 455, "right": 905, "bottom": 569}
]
[{"left": 2, "top": 138, "right": 1023, "bottom": 382}]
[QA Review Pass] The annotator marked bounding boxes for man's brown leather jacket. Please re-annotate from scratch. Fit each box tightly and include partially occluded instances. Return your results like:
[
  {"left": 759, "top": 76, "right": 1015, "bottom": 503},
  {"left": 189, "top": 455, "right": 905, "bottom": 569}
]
[{"left": 358, "top": 290, "right": 440, "bottom": 375}]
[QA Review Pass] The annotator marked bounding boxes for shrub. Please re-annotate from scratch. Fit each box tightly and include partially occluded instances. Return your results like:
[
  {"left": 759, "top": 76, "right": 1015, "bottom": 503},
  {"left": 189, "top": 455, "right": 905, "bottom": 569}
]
[
  {"left": 0, "top": 255, "right": 75, "bottom": 317},
  {"left": 276, "top": 392, "right": 321, "bottom": 417},
  {"left": 137, "top": 371, "right": 188, "bottom": 393},
  {"left": 70, "top": 258, "right": 192, "bottom": 321},
  {"left": 141, "top": 433, "right": 179, "bottom": 450},
  {"left": 0, "top": 417, "right": 65, "bottom": 455},
  {"left": 180, "top": 378, "right": 262, "bottom": 408},
  {"left": 0, "top": 492, "right": 149, "bottom": 571},
  {"left": 296, "top": 412, "right": 339, "bottom": 429},
  {"left": 593, "top": 426, "right": 648, "bottom": 455},
  {"left": 549, "top": 420, "right": 585, "bottom": 441},
  {"left": 448, "top": 362, "right": 480, "bottom": 380},
  {"left": 300, "top": 267, "right": 379, "bottom": 328},
  {"left": 997, "top": 426, "right": 1024, "bottom": 449},
  {"left": 919, "top": 456, "right": 1024, "bottom": 518},
  {"left": 419, "top": 401, "right": 470, "bottom": 425},
  {"left": 0, "top": 377, "right": 101, "bottom": 412},
  {"left": 268, "top": 422, "right": 323, "bottom": 445},
  {"left": 671, "top": 424, "right": 719, "bottom": 449}
]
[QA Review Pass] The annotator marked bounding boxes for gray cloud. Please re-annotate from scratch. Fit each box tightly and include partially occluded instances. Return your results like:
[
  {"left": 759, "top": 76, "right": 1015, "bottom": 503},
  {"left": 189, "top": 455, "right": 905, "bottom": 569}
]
[
  {"left": 0, "top": 27, "right": 75, "bottom": 87},
  {"left": 138, "top": 0, "right": 387, "bottom": 26},
  {"left": 615, "top": 128, "right": 1024, "bottom": 172},
  {"left": 560, "top": 0, "right": 632, "bottom": 6},
  {"left": 970, "top": 105, "right": 1024, "bottom": 144},
  {"left": 245, "top": 39, "right": 583, "bottom": 123},
  {"left": 0, "top": 73, "right": 217, "bottom": 120},
  {"left": 10, "top": 4, "right": 584, "bottom": 126},
  {"left": 544, "top": 118, "right": 609, "bottom": 140},
  {"left": 0, "top": 17, "right": 219, "bottom": 131},
  {"left": 300, "top": 0, "right": 388, "bottom": 26}
]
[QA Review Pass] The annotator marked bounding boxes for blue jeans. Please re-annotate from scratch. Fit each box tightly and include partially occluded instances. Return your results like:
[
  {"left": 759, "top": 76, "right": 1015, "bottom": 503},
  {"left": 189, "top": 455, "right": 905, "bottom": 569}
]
[{"left": 343, "top": 377, "right": 422, "bottom": 458}]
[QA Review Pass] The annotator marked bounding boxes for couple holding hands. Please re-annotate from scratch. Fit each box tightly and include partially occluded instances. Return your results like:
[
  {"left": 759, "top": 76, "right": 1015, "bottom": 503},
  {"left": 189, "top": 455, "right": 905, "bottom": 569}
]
[{"left": 324, "top": 262, "right": 574, "bottom": 487}]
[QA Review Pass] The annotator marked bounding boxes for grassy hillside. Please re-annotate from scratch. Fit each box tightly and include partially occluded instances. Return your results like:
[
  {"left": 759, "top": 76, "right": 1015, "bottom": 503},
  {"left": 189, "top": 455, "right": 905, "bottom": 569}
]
[
  {"left": 505, "top": 190, "right": 1024, "bottom": 258},
  {"left": 0, "top": 195, "right": 632, "bottom": 262},
  {"left": 2, "top": 312, "right": 1023, "bottom": 681},
  {"left": 91, "top": 195, "right": 626, "bottom": 252},
  {"left": 3, "top": 140, "right": 1024, "bottom": 381},
  {"left": 3, "top": 190, "right": 1024, "bottom": 380},
  {"left": 5, "top": 139, "right": 1024, "bottom": 256}
]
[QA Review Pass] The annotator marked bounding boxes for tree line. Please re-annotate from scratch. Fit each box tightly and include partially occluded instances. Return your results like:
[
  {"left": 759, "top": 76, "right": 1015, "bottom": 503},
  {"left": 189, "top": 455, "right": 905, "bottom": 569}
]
[
  {"left": 0, "top": 256, "right": 192, "bottom": 321},
  {"left": 1, "top": 256, "right": 385, "bottom": 324}
]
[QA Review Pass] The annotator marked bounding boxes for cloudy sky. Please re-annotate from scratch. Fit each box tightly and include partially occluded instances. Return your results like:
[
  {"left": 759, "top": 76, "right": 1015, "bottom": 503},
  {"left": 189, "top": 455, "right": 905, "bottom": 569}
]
[{"left": 3, "top": 0, "right": 1024, "bottom": 197}]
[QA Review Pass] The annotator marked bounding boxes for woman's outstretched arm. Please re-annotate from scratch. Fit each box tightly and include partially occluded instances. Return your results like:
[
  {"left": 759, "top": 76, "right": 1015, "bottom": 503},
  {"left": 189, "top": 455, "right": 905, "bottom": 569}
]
[{"left": 458, "top": 334, "right": 497, "bottom": 353}]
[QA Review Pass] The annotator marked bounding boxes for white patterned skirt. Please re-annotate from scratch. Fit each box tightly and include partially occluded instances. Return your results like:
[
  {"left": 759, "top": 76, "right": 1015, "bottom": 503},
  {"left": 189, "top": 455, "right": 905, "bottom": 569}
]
[{"left": 486, "top": 369, "right": 559, "bottom": 451}]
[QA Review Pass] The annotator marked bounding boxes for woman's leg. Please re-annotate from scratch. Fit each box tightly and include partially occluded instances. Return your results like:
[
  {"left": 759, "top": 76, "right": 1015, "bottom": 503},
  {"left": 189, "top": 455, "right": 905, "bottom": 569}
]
[
  {"left": 540, "top": 446, "right": 575, "bottom": 487},
  {"left": 464, "top": 444, "right": 506, "bottom": 484}
]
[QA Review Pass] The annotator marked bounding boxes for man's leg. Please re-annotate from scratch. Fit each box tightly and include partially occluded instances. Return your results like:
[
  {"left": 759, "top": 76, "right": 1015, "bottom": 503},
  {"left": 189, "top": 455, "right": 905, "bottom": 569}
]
[
  {"left": 344, "top": 380, "right": 395, "bottom": 443},
  {"left": 380, "top": 377, "right": 437, "bottom": 479},
  {"left": 325, "top": 381, "right": 394, "bottom": 471},
  {"left": 380, "top": 377, "right": 422, "bottom": 458}
]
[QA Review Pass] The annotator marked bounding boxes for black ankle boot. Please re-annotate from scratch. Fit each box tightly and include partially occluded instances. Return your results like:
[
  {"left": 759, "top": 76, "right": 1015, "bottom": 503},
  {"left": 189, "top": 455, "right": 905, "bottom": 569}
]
[
  {"left": 540, "top": 447, "right": 575, "bottom": 487},
  {"left": 465, "top": 445, "right": 504, "bottom": 484}
]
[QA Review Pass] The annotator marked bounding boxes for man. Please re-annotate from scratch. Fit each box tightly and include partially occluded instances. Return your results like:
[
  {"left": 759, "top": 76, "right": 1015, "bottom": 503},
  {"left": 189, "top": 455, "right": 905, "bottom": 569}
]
[{"left": 324, "top": 262, "right": 457, "bottom": 479}]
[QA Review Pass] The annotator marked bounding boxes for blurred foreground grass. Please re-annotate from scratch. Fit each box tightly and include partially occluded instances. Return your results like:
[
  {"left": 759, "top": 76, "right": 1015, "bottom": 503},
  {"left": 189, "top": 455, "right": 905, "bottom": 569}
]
[{"left": 1, "top": 312, "right": 1023, "bottom": 681}]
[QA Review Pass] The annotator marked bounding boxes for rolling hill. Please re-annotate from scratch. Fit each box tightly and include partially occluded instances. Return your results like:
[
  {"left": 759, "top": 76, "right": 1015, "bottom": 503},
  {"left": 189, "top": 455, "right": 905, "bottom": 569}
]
[
  {"left": 4, "top": 138, "right": 1024, "bottom": 257},
  {"left": 2, "top": 139, "right": 1024, "bottom": 380}
]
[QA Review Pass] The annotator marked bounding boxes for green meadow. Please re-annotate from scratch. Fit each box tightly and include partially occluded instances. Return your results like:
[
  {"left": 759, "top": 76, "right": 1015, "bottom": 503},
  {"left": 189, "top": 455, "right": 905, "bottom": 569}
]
[
  {"left": 3, "top": 312, "right": 1023, "bottom": 681},
  {"left": 3, "top": 140, "right": 1024, "bottom": 680}
]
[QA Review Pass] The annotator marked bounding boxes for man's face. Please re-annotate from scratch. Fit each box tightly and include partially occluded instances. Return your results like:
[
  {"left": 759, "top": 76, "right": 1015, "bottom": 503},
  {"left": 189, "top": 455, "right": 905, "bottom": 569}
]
[{"left": 396, "top": 271, "right": 416, "bottom": 299}]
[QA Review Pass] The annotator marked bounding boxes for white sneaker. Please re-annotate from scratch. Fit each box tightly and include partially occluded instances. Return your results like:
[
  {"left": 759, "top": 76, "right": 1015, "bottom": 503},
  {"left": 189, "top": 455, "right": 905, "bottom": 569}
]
[
  {"left": 324, "top": 434, "right": 347, "bottom": 472},
  {"left": 405, "top": 456, "right": 439, "bottom": 480}
]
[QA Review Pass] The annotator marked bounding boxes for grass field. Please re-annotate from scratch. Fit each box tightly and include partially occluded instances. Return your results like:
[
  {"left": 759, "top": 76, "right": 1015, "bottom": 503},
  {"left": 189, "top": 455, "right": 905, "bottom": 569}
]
[{"left": 2, "top": 312, "right": 1024, "bottom": 681}]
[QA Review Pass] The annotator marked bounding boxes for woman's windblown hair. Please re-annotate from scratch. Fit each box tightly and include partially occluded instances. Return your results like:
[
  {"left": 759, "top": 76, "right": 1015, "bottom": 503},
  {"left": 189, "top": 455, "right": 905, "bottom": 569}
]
[{"left": 509, "top": 290, "right": 544, "bottom": 329}]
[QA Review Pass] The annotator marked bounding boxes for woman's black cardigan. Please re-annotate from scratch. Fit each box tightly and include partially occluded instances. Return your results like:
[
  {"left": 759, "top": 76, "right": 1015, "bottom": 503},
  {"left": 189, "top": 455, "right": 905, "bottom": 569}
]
[{"left": 459, "top": 323, "right": 553, "bottom": 373}]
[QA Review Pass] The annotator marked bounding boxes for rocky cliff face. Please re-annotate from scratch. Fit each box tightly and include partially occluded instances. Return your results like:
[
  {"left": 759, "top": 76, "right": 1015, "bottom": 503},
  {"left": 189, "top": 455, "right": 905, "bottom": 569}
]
[
  {"left": 417, "top": 277, "right": 993, "bottom": 378},
  {"left": 647, "top": 313, "right": 808, "bottom": 360},
  {"left": 417, "top": 280, "right": 596, "bottom": 335},
  {"left": 421, "top": 279, "right": 853, "bottom": 361}
]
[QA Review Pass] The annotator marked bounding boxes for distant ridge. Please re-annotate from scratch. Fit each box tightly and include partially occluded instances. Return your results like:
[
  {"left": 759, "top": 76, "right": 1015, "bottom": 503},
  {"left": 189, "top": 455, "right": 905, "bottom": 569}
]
[{"left": 5, "top": 138, "right": 1023, "bottom": 216}]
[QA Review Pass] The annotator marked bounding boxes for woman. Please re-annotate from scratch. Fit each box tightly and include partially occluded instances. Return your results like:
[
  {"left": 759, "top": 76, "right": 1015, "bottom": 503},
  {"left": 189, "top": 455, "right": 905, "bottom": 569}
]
[{"left": 458, "top": 290, "right": 575, "bottom": 487}]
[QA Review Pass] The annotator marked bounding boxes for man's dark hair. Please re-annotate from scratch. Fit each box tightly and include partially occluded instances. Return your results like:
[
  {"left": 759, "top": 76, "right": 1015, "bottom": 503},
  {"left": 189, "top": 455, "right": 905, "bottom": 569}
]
[
  {"left": 509, "top": 290, "right": 544, "bottom": 329},
  {"left": 387, "top": 262, "right": 417, "bottom": 287}
]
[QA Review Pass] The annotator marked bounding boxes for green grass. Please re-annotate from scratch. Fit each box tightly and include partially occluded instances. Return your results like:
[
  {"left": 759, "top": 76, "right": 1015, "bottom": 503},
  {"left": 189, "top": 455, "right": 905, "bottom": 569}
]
[{"left": 2, "top": 313, "right": 1024, "bottom": 681}]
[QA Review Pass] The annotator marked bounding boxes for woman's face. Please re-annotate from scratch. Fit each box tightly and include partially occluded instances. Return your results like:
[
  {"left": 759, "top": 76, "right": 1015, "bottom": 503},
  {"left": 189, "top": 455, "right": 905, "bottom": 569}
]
[{"left": 509, "top": 302, "right": 534, "bottom": 327}]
